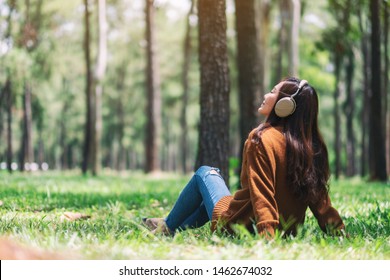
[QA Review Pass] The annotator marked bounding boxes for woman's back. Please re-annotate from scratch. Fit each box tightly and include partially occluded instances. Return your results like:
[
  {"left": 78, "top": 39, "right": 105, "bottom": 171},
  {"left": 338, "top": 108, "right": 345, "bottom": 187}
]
[{"left": 212, "top": 125, "right": 343, "bottom": 237}]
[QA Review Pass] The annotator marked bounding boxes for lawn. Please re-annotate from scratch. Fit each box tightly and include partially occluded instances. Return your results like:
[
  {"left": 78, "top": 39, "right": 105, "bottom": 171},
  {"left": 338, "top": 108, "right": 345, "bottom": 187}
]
[{"left": 0, "top": 171, "right": 389, "bottom": 260}]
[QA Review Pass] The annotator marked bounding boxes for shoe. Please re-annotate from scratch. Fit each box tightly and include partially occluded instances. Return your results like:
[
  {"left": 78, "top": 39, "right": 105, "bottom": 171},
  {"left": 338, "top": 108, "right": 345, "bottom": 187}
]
[
  {"left": 142, "top": 218, "right": 174, "bottom": 236},
  {"left": 142, "top": 218, "right": 164, "bottom": 230}
]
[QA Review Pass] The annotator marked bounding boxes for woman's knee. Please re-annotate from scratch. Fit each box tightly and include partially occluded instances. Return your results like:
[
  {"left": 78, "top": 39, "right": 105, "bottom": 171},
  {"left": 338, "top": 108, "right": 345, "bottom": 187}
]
[
  {"left": 195, "top": 165, "right": 212, "bottom": 176},
  {"left": 195, "top": 165, "right": 221, "bottom": 178}
]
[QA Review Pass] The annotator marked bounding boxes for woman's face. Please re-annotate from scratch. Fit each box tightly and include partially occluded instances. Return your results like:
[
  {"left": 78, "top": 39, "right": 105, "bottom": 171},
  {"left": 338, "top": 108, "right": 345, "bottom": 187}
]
[{"left": 258, "top": 81, "right": 284, "bottom": 117}]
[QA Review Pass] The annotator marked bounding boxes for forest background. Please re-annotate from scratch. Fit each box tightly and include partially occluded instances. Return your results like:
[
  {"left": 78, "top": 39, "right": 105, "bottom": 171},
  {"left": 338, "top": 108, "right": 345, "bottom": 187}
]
[{"left": 0, "top": 0, "right": 389, "bottom": 184}]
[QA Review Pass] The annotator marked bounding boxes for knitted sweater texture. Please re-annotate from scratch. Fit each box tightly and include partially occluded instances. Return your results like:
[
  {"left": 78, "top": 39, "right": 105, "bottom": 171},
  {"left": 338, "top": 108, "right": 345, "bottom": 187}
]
[{"left": 211, "top": 126, "right": 344, "bottom": 237}]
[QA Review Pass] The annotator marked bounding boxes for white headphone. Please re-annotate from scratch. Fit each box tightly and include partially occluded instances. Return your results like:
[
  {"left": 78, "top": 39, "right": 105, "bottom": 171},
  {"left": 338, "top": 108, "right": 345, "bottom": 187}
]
[{"left": 274, "top": 80, "right": 308, "bottom": 117}]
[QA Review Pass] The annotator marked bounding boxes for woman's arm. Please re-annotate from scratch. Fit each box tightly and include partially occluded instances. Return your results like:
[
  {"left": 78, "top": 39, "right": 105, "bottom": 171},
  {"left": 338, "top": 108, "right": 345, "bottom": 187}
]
[
  {"left": 246, "top": 142, "right": 279, "bottom": 238},
  {"left": 309, "top": 194, "right": 345, "bottom": 235}
]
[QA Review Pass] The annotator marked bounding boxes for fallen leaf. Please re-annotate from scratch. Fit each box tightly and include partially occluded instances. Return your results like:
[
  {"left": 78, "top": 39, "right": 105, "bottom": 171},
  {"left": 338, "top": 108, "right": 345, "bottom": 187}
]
[{"left": 61, "top": 212, "right": 91, "bottom": 221}]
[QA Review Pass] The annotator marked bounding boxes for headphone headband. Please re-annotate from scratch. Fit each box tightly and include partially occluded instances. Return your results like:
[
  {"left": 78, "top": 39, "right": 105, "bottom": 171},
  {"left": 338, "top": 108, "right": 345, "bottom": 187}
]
[{"left": 291, "top": 79, "right": 308, "bottom": 97}]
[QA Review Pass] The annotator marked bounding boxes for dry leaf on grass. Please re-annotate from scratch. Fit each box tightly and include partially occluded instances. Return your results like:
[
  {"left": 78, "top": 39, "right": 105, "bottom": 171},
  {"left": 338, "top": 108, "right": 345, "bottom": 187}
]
[
  {"left": 61, "top": 212, "right": 91, "bottom": 221},
  {"left": 0, "top": 200, "right": 3, "bottom": 206}
]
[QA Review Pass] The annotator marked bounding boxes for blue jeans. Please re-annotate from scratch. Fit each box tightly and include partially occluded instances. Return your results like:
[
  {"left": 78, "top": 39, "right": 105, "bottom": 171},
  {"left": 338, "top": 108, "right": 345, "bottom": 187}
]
[{"left": 165, "top": 166, "right": 231, "bottom": 231}]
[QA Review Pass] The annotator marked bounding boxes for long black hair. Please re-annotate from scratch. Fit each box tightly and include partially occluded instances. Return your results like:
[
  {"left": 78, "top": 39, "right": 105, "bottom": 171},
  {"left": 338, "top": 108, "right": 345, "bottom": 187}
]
[{"left": 254, "top": 77, "right": 330, "bottom": 203}]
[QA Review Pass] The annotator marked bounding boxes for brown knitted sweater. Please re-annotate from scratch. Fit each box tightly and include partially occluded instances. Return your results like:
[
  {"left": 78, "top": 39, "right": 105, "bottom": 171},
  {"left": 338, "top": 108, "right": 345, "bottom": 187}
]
[{"left": 211, "top": 126, "right": 344, "bottom": 238}]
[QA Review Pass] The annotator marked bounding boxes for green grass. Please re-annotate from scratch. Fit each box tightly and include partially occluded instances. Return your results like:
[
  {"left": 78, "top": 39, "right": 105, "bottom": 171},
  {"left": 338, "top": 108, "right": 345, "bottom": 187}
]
[{"left": 0, "top": 171, "right": 389, "bottom": 260}]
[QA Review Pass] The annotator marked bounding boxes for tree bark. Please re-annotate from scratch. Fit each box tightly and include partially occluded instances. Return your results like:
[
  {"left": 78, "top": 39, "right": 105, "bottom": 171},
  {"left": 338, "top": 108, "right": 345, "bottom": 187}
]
[
  {"left": 369, "top": 0, "right": 387, "bottom": 180},
  {"left": 235, "top": 0, "right": 261, "bottom": 179},
  {"left": 1, "top": 2, "right": 11, "bottom": 166},
  {"left": 90, "top": 0, "right": 108, "bottom": 176},
  {"left": 255, "top": 0, "right": 272, "bottom": 95},
  {"left": 357, "top": 6, "right": 370, "bottom": 177},
  {"left": 82, "top": 0, "right": 93, "bottom": 175},
  {"left": 370, "top": 0, "right": 387, "bottom": 181},
  {"left": 113, "top": 62, "right": 127, "bottom": 171},
  {"left": 117, "top": 98, "right": 126, "bottom": 171},
  {"left": 18, "top": 0, "right": 39, "bottom": 172},
  {"left": 180, "top": 0, "right": 196, "bottom": 174},
  {"left": 60, "top": 80, "right": 70, "bottom": 170},
  {"left": 288, "top": 0, "right": 301, "bottom": 77},
  {"left": 19, "top": 82, "right": 34, "bottom": 171},
  {"left": 0, "top": 93, "right": 3, "bottom": 148},
  {"left": 383, "top": 0, "right": 389, "bottom": 177},
  {"left": 145, "top": 0, "right": 162, "bottom": 173},
  {"left": 0, "top": 87, "right": 5, "bottom": 110},
  {"left": 344, "top": 50, "right": 356, "bottom": 176},
  {"left": 333, "top": 54, "right": 342, "bottom": 179},
  {"left": 196, "top": 0, "right": 230, "bottom": 183},
  {"left": 274, "top": 0, "right": 290, "bottom": 85},
  {"left": 37, "top": 130, "right": 44, "bottom": 170},
  {"left": 3, "top": 0, "right": 16, "bottom": 173},
  {"left": 5, "top": 79, "right": 13, "bottom": 173}
]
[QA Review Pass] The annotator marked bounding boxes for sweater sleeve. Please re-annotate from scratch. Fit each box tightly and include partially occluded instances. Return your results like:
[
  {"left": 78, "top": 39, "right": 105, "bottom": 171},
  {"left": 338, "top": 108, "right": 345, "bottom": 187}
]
[
  {"left": 246, "top": 141, "right": 279, "bottom": 238},
  {"left": 309, "top": 194, "right": 345, "bottom": 235}
]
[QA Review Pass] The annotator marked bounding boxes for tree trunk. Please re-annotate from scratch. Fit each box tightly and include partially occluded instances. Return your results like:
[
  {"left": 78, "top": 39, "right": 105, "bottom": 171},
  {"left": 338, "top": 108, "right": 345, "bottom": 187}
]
[
  {"left": 0, "top": 95, "right": 3, "bottom": 149},
  {"left": 37, "top": 131, "right": 44, "bottom": 170},
  {"left": 163, "top": 113, "right": 170, "bottom": 171},
  {"left": 5, "top": 78, "right": 13, "bottom": 173},
  {"left": 3, "top": 1, "right": 16, "bottom": 172},
  {"left": 383, "top": 0, "right": 389, "bottom": 177},
  {"left": 0, "top": 87, "right": 5, "bottom": 110},
  {"left": 288, "top": 0, "right": 301, "bottom": 77},
  {"left": 114, "top": 62, "right": 127, "bottom": 171},
  {"left": 369, "top": 0, "right": 387, "bottom": 181},
  {"left": 18, "top": 0, "right": 37, "bottom": 172},
  {"left": 357, "top": 6, "right": 370, "bottom": 177},
  {"left": 60, "top": 89, "right": 70, "bottom": 170},
  {"left": 59, "top": 119, "right": 69, "bottom": 170},
  {"left": 274, "top": 0, "right": 290, "bottom": 85},
  {"left": 145, "top": 0, "right": 162, "bottom": 173},
  {"left": 90, "top": 0, "right": 107, "bottom": 176},
  {"left": 25, "top": 83, "right": 33, "bottom": 165},
  {"left": 19, "top": 82, "right": 34, "bottom": 171},
  {"left": 117, "top": 98, "right": 126, "bottom": 171},
  {"left": 344, "top": 50, "right": 356, "bottom": 176},
  {"left": 180, "top": 0, "right": 196, "bottom": 174},
  {"left": 256, "top": 0, "right": 272, "bottom": 95},
  {"left": 196, "top": 0, "right": 230, "bottom": 183},
  {"left": 82, "top": 0, "right": 93, "bottom": 175},
  {"left": 235, "top": 0, "right": 261, "bottom": 179},
  {"left": 333, "top": 54, "right": 342, "bottom": 179}
]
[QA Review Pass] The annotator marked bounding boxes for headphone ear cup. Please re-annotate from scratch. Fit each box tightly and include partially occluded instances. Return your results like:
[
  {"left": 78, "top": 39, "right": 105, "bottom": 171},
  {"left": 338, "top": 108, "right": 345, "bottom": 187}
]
[{"left": 275, "top": 97, "right": 296, "bottom": 117}]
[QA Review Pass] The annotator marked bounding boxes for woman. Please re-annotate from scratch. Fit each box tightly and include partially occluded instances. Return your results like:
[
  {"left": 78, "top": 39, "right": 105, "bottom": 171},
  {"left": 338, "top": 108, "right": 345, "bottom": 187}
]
[{"left": 143, "top": 77, "right": 345, "bottom": 238}]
